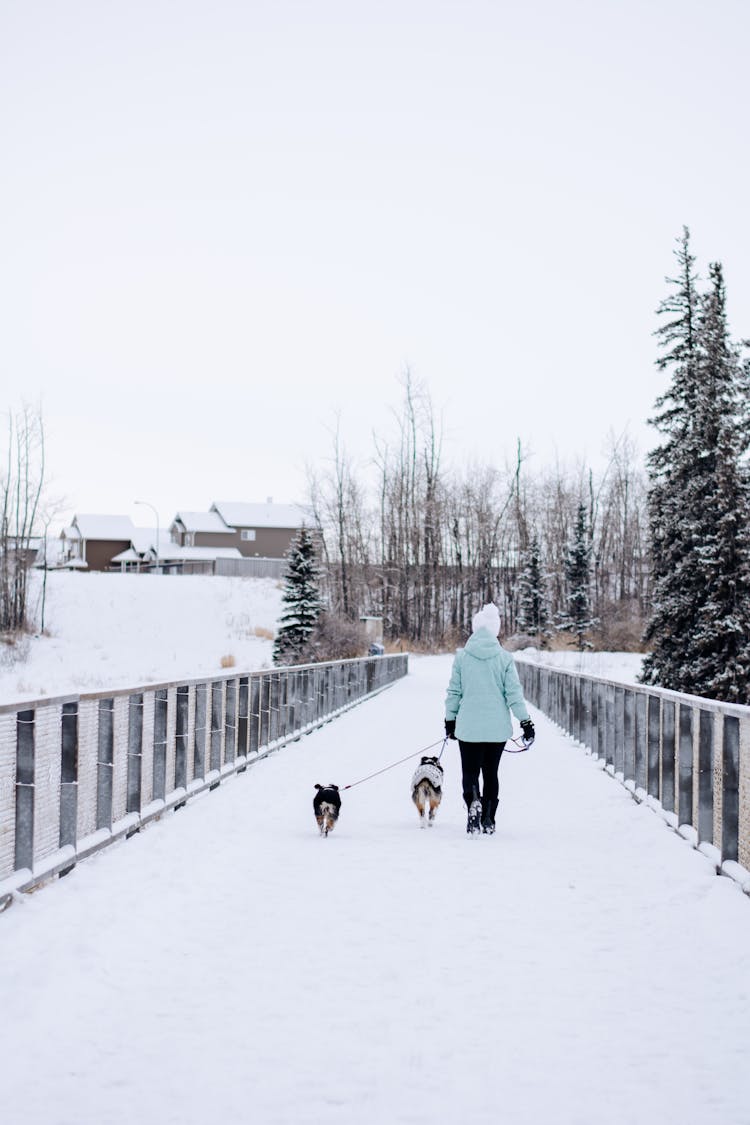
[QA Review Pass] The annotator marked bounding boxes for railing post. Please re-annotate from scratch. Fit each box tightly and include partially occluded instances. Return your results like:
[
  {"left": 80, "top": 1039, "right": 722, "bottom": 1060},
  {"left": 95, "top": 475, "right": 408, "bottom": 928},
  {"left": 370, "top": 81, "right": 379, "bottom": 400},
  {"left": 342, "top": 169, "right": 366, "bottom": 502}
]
[
  {"left": 60, "top": 702, "right": 79, "bottom": 848},
  {"left": 614, "top": 686, "right": 625, "bottom": 776},
  {"left": 248, "top": 676, "right": 261, "bottom": 754},
  {"left": 193, "top": 684, "right": 207, "bottom": 780},
  {"left": 209, "top": 682, "right": 223, "bottom": 772},
  {"left": 605, "top": 685, "right": 615, "bottom": 768},
  {"left": 722, "top": 715, "right": 740, "bottom": 863},
  {"left": 15, "top": 710, "right": 35, "bottom": 871},
  {"left": 259, "top": 674, "right": 271, "bottom": 748},
  {"left": 647, "top": 695, "right": 660, "bottom": 799},
  {"left": 661, "top": 700, "right": 676, "bottom": 815},
  {"left": 597, "top": 683, "right": 607, "bottom": 758},
  {"left": 634, "top": 693, "right": 647, "bottom": 792},
  {"left": 237, "top": 677, "right": 249, "bottom": 759},
  {"left": 96, "top": 698, "right": 115, "bottom": 830},
  {"left": 697, "top": 709, "right": 714, "bottom": 846},
  {"left": 224, "top": 678, "right": 238, "bottom": 763},
  {"left": 589, "top": 680, "right": 598, "bottom": 756},
  {"left": 126, "top": 695, "right": 144, "bottom": 815},
  {"left": 269, "top": 674, "right": 281, "bottom": 743},
  {"left": 623, "top": 689, "right": 635, "bottom": 783},
  {"left": 153, "top": 689, "right": 168, "bottom": 801},
  {"left": 678, "top": 704, "right": 694, "bottom": 828},
  {"left": 175, "top": 686, "right": 189, "bottom": 790}
]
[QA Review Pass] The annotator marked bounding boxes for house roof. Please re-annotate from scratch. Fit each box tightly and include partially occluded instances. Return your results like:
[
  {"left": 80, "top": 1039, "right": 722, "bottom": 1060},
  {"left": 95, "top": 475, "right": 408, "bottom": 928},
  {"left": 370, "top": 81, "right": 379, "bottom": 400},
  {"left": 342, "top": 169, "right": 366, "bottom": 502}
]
[
  {"left": 73, "top": 514, "right": 136, "bottom": 541},
  {"left": 172, "top": 511, "right": 234, "bottom": 534},
  {"left": 210, "top": 501, "right": 309, "bottom": 530},
  {"left": 131, "top": 528, "right": 174, "bottom": 555},
  {"left": 110, "top": 548, "right": 143, "bottom": 563}
]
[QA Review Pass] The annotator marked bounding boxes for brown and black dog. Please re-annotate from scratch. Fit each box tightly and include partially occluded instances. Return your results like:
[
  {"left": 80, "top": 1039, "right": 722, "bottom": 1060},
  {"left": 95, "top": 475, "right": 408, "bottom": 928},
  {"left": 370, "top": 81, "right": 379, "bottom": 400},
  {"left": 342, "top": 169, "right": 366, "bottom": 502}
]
[{"left": 313, "top": 783, "right": 341, "bottom": 837}]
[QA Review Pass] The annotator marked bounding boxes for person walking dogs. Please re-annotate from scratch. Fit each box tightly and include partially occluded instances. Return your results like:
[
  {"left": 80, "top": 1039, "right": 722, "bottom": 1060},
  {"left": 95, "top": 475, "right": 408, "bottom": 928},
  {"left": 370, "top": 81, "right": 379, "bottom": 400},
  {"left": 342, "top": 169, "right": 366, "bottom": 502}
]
[{"left": 444, "top": 603, "right": 535, "bottom": 835}]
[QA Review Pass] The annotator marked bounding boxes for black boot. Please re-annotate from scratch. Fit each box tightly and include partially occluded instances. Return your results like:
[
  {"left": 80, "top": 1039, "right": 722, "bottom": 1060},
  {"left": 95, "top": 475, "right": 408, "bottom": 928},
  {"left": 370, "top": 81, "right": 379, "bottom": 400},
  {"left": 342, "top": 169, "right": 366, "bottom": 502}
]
[
  {"left": 481, "top": 797, "right": 499, "bottom": 834},
  {"left": 466, "top": 787, "right": 482, "bottom": 835}
]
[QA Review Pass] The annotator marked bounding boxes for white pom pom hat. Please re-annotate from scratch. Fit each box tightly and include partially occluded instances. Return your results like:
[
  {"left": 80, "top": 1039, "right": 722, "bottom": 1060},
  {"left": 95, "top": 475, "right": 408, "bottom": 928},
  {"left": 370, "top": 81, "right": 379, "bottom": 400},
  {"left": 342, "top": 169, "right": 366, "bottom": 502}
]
[{"left": 471, "top": 603, "right": 501, "bottom": 636}]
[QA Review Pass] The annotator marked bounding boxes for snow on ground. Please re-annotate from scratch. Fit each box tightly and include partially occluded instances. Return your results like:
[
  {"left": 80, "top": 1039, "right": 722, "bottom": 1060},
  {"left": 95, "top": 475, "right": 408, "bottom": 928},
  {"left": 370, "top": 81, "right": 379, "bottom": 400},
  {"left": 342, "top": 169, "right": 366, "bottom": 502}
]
[
  {"left": 0, "top": 571, "right": 283, "bottom": 704},
  {"left": 1, "top": 655, "right": 749, "bottom": 1125},
  {"left": 517, "top": 646, "right": 645, "bottom": 684}
]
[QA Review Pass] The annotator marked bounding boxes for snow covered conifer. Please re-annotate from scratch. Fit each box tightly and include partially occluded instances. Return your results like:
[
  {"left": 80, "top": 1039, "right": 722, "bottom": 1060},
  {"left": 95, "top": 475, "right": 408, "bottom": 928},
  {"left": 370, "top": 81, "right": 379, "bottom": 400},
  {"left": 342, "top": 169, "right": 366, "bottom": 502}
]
[
  {"left": 687, "top": 264, "right": 750, "bottom": 700},
  {"left": 559, "top": 503, "right": 596, "bottom": 650},
  {"left": 273, "top": 527, "right": 323, "bottom": 665},
  {"left": 517, "top": 535, "right": 550, "bottom": 646},
  {"left": 641, "top": 228, "right": 703, "bottom": 689},
  {"left": 642, "top": 242, "right": 750, "bottom": 701},
  {"left": 638, "top": 230, "right": 750, "bottom": 702}
]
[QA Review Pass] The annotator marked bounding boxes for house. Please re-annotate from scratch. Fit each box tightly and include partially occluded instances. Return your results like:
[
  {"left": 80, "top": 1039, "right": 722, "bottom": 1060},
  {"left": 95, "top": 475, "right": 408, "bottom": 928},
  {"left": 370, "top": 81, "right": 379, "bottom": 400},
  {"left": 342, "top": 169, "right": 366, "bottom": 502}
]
[
  {"left": 169, "top": 511, "right": 236, "bottom": 550},
  {"left": 209, "top": 500, "right": 309, "bottom": 558},
  {"left": 144, "top": 544, "right": 245, "bottom": 576},
  {"left": 59, "top": 515, "right": 137, "bottom": 571},
  {"left": 110, "top": 527, "right": 243, "bottom": 575}
]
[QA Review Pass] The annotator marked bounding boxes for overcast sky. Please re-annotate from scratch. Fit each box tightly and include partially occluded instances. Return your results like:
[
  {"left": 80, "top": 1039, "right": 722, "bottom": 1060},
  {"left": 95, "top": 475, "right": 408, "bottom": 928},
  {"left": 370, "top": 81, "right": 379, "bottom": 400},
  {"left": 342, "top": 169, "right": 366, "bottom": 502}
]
[{"left": 2, "top": 0, "right": 748, "bottom": 531}]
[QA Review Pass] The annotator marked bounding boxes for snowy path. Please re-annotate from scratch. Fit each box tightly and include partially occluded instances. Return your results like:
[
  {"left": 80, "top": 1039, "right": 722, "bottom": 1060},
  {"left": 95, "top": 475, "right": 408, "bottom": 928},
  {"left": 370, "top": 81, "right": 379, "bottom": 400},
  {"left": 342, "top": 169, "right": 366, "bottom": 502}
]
[{"left": 2, "top": 656, "right": 750, "bottom": 1125}]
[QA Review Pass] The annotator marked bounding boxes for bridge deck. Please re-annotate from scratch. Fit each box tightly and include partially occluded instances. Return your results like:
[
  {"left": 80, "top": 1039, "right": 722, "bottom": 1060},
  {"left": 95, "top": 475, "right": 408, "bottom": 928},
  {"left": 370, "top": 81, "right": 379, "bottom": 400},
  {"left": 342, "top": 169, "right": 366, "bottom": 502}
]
[{"left": 1, "top": 655, "right": 749, "bottom": 1125}]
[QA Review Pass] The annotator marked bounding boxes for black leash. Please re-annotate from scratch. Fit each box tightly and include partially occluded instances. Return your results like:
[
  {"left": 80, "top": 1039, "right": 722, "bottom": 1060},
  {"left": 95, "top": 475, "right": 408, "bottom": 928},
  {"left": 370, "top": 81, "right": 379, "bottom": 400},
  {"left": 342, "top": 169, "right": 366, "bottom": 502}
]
[
  {"left": 341, "top": 737, "right": 446, "bottom": 791},
  {"left": 340, "top": 731, "right": 533, "bottom": 791}
]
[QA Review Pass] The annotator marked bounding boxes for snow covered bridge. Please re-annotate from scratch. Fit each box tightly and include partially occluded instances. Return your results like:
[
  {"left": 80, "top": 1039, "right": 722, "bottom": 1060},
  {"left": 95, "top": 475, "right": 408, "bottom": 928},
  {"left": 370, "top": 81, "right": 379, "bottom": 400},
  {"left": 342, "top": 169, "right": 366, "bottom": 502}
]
[{"left": 2, "top": 655, "right": 750, "bottom": 1125}]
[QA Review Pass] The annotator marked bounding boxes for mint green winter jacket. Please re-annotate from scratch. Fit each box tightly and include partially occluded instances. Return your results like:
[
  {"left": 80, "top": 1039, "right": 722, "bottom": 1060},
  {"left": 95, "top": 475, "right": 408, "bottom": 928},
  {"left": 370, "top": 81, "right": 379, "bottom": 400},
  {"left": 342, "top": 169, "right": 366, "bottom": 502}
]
[{"left": 445, "top": 628, "right": 530, "bottom": 742}]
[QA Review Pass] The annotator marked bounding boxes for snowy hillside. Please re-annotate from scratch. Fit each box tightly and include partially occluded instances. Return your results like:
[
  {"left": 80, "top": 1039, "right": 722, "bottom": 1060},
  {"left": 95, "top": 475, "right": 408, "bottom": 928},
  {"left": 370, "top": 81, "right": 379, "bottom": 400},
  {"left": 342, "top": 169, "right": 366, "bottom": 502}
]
[{"left": 0, "top": 571, "right": 283, "bottom": 704}]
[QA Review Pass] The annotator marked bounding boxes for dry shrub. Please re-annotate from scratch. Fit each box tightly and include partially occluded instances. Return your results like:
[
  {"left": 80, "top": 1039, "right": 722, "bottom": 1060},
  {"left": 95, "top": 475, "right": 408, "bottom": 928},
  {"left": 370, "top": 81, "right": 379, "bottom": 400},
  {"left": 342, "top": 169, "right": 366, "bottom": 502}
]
[
  {"left": 253, "top": 626, "right": 274, "bottom": 641},
  {"left": 594, "top": 600, "right": 648, "bottom": 652},
  {"left": 503, "top": 632, "right": 542, "bottom": 652},
  {"left": 220, "top": 653, "right": 236, "bottom": 668},
  {"left": 309, "top": 613, "right": 369, "bottom": 661}
]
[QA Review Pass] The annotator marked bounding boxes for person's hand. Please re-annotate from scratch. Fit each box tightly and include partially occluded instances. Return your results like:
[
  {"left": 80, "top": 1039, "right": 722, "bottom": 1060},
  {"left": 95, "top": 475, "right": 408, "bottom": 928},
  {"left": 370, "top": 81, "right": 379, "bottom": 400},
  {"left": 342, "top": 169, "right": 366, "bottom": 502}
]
[
  {"left": 520, "top": 719, "right": 535, "bottom": 743},
  {"left": 444, "top": 719, "right": 456, "bottom": 740}
]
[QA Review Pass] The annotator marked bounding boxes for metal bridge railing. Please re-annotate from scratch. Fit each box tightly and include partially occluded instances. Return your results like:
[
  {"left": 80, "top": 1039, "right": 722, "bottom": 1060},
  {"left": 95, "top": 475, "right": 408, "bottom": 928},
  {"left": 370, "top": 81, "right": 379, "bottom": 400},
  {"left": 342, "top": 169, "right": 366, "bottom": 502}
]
[
  {"left": 515, "top": 657, "right": 750, "bottom": 882},
  {"left": 0, "top": 654, "right": 408, "bottom": 904}
]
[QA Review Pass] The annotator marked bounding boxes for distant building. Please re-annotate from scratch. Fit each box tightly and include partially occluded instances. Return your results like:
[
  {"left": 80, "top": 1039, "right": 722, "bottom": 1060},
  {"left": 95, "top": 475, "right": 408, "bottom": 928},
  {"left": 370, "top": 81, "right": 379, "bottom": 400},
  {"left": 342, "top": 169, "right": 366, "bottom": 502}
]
[
  {"left": 169, "top": 510, "right": 236, "bottom": 554},
  {"left": 209, "top": 500, "right": 308, "bottom": 559},
  {"left": 51, "top": 500, "right": 312, "bottom": 577},
  {"left": 112, "top": 540, "right": 244, "bottom": 576},
  {"left": 59, "top": 514, "right": 137, "bottom": 571}
]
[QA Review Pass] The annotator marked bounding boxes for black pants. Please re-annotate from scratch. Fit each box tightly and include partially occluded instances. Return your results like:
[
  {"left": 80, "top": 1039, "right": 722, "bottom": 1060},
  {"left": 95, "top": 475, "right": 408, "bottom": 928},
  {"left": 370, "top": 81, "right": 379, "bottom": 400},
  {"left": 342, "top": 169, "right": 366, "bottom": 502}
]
[{"left": 458, "top": 740, "right": 505, "bottom": 819}]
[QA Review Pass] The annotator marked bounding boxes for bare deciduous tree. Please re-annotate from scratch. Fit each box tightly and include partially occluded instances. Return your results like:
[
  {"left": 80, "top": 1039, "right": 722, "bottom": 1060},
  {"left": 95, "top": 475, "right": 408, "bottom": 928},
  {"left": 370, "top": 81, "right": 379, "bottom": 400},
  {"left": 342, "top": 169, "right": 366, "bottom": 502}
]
[{"left": 1, "top": 404, "right": 46, "bottom": 635}]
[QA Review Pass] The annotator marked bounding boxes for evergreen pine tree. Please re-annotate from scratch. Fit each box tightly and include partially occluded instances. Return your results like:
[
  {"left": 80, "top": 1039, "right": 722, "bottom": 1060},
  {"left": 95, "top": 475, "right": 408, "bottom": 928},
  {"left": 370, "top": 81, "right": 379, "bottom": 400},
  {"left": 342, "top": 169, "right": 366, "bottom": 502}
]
[
  {"left": 517, "top": 535, "right": 550, "bottom": 646},
  {"left": 688, "top": 264, "right": 750, "bottom": 699},
  {"left": 272, "top": 528, "right": 323, "bottom": 665},
  {"left": 560, "top": 503, "right": 596, "bottom": 651},
  {"left": 642, "top": 234, "right": 750, "bottom": 701},
  {"left": 641, "top": 228, "right": 702, "bottom": 687}
]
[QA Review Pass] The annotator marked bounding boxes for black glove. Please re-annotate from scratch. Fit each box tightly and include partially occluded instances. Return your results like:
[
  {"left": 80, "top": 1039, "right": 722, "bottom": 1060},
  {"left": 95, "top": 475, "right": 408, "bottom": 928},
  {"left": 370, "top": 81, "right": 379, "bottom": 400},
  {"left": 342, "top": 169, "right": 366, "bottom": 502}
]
[
  {"left": 520, "top": 719, "right": 535, "bottom": 743},
  {"left": 444, "top": 719, "right": 456, "bottom": 740}
]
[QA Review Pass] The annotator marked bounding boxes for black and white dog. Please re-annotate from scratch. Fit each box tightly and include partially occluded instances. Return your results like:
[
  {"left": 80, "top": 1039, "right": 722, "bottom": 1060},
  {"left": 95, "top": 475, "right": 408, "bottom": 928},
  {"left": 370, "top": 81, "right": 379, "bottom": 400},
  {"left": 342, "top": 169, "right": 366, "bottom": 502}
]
[
  {"left": 313, "top": 783, "right": 341, "bottom": 837},
  {"left": 410, "top": 756, "right": 444, "bottom": 827}
]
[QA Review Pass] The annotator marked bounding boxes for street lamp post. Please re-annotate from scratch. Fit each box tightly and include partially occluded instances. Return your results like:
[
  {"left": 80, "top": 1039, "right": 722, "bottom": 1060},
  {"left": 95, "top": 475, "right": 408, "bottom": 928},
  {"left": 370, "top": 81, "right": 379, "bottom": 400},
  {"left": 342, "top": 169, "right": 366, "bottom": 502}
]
[{"left": 134, "top": 500, "right": 160, "bottom": 574}]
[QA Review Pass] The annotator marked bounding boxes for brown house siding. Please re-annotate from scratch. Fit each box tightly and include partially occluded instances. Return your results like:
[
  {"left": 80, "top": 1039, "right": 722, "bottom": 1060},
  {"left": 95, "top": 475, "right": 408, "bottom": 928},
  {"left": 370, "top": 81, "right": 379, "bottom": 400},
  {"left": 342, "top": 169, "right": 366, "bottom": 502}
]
[
  {"left": 235, "top": 527, "right": 297, "bottom": 558},
  {"left": 189, "top": 532, "right": 237, "bottom": 550},
  {"left": 85, "top": 540, "right": 132, "bottom": 571}
]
